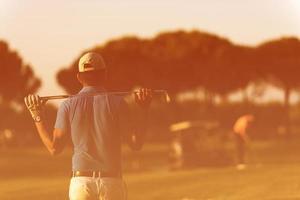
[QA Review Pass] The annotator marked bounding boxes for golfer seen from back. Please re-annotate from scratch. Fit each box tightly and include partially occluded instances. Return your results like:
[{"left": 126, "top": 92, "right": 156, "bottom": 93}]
[{"left": 24, "top": 52, "right": 153, "bottom": 200}]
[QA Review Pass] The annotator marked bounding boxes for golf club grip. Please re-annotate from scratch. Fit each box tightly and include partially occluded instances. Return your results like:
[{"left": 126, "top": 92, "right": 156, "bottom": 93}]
[
  {"left": 41, "top": 95, "right": 70, "bottom": 101},
  {"left": 41, "top": 90, "right": 168, "bottom": 101}
]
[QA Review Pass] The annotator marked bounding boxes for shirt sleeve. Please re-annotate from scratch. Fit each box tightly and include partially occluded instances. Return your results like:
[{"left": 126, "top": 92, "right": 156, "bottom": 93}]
[{"left": 54, "top": 101, "right": 70, "bottom": 133}]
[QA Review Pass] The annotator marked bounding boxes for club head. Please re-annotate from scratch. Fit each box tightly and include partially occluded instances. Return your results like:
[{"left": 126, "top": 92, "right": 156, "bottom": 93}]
[{"left": 164, "top": 92, "right": 171, "bottom": 103}]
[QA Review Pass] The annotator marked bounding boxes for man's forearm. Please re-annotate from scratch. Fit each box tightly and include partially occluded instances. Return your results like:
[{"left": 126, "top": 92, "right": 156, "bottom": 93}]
[
  {"left": 24, "top": 94, "right": 64, "bottom": 155},
  {"left": 35, "top": 122, "right": 55, "bottom": 155}
]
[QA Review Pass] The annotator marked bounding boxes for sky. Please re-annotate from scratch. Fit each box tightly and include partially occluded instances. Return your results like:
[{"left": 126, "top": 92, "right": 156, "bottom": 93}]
[{"left": 0, "top": 0, "right": 300, "bottom": 98}]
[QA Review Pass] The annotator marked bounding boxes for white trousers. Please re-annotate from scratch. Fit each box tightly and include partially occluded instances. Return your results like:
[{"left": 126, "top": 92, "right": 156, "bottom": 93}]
[{"left": 69, "top": 177, "right": 127, "bottom": 200}]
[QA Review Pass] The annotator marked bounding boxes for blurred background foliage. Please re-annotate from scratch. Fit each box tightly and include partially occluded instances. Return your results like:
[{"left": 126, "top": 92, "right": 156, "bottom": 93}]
[{"left": 1, "top": 30, "right": 300, "bottom": 149}]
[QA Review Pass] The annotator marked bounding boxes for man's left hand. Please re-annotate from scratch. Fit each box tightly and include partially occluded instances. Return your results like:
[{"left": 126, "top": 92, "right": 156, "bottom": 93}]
[{"left": 24, "top": 94, "right": 45, "bottom": 122}]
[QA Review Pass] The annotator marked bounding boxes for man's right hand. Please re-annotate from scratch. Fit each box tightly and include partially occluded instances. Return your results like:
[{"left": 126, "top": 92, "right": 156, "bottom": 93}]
[
  {"left": 24, "top": 94, "right": 45, "bottom": 122},
  {"left": 134, "top": 88, "right": 153, "bottom": 109}
]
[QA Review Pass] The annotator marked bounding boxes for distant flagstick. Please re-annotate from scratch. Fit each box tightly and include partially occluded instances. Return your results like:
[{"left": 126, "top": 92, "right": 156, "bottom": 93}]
[{"left": 40, "top": 90, "right": 171, "bottom": 103}]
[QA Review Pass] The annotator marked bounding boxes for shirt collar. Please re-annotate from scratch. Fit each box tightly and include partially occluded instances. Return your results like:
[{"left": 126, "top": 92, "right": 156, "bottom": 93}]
[{"left": 79, "top": 86, "right": 106, "bottom": 94}]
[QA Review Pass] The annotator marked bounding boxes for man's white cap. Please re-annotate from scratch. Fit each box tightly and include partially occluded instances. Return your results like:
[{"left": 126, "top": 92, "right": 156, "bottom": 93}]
[{"left": 78, "top": 52, "right": 106, "bottom": 72}]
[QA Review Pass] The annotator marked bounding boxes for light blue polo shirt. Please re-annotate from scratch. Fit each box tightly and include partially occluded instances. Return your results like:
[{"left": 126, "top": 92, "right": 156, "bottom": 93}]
[{"left": 54, "top": 86, "right": 131, "bottom": 174}]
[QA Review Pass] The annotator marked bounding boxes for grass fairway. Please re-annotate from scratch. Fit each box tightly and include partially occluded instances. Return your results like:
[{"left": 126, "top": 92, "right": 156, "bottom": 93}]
[{"left": 1, "top": 140, "right": 300, "bottom": 200}]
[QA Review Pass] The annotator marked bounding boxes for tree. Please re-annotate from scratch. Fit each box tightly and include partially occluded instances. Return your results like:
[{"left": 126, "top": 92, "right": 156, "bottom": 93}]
[
  {"left": 0, "top": 40, "right": 41, "bottom": 132},
  {"left": 0, "top": 41, "right": 41, "bottom": 103},
  {"left": 147, "top": 30, "right": 233, "bottom": 94},
  {"left": 256, "top": 37, "right": 300, "bottom": 135},
  {"left": 56, "top": 30, "right": 239, "bottom": 96},
  {"left": 203, "top": 45, "right": 255, "bottom": 101}
]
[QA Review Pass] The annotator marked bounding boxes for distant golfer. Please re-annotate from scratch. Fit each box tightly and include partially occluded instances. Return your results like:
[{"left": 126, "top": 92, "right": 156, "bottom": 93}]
[
  {"left": 24, "top": 52, "right": 152, "bottom": 200},
  {"left": 233, "top": 114, "right": 254, "bottom": 169}
]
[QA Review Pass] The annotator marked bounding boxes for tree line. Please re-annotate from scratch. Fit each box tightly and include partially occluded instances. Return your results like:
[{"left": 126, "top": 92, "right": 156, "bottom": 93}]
[
  {"left": 56, "top": 30, "right": 300, "bottom": 136},
  {"left": 57, "top": 30, "right": 300, "bottom": 105},
  {"left": 1, "top": 30, "right": 300, "bottom": 138}
]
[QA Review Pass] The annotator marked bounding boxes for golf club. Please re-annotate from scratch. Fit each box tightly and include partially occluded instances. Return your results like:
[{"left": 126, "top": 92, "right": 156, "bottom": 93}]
[{"left": 40, "top": 90, "right": 171, "bottom": 103}]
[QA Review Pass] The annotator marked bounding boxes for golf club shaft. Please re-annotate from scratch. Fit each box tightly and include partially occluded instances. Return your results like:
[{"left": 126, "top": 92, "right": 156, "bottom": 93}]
[{"left": 41, "top": 90, "right": 169, "bottom": 101}]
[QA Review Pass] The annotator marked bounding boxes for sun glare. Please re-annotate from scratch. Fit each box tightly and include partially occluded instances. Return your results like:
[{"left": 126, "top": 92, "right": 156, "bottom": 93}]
[
  {"left": 0, "top": 0, "right": 16, "bottom": 18},
  {"left": 289, "top": 0, "right": 300, "bottom": 17}
]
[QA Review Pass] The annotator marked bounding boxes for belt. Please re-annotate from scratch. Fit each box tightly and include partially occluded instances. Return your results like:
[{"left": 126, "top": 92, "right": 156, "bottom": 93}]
[{"left": 72, "top": 171, "right": 121, "bottom": 178}]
